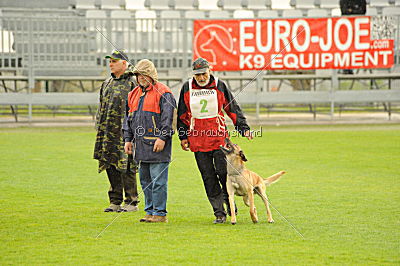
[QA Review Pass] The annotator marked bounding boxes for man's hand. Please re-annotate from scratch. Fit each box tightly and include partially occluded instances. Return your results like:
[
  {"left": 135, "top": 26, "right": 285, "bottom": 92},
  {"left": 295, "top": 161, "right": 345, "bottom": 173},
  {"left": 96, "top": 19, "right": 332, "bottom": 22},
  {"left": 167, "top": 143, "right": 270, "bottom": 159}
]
[
  {"left": 180, "top": 139, "right": 190, "bottom": 151},
  {"left": 153, "top": 138, "right": 165, "bottom": 152},
  {"left": 124, "top": 142, "right": 133, "bottom": 154},
  {"left": 243, "top": 130, "right": 253, "bottom": 140}
]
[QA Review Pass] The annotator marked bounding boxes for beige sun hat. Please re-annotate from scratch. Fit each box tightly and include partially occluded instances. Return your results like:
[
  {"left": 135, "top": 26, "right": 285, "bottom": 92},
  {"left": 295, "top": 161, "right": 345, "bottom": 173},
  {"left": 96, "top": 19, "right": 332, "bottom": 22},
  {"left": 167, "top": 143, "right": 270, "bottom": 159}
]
[{"left": 132, "top": 59, "right": 158, "bottom": 83}]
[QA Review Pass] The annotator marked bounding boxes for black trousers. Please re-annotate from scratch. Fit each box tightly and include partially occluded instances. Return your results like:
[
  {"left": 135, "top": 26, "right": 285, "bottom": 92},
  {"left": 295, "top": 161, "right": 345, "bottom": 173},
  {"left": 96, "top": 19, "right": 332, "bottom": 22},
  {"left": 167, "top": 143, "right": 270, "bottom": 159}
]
[
  {"left": 106, "top": 165, "right": 138, "bottom": 205},
  {"left": 194, "top": 149, "right": 228, "bottom": 217}
]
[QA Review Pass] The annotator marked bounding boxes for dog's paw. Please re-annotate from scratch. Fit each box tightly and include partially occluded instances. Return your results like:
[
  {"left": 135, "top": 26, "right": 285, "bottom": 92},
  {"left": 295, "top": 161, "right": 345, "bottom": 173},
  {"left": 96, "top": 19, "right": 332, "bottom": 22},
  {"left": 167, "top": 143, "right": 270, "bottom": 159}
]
[
  {"left": 231, "top": 222, "right": 236, "bottom": 225},
  {"left": 252, "top": 220, "right": 258, "bottom": 224},
  {"left": 268, "top": 219, "right": 275, "bottom": 223}
]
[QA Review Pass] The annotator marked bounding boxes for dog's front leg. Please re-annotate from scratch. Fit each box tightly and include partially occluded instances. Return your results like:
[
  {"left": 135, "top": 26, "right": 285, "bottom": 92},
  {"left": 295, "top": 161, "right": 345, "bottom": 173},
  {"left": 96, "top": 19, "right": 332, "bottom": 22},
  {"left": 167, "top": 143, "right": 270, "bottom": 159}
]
[
  {"left": 248, "top": 190, "right": 258, "bottom": 223},
  {"left": 226, "top": 181, "right": 237, "bottom": 225}
]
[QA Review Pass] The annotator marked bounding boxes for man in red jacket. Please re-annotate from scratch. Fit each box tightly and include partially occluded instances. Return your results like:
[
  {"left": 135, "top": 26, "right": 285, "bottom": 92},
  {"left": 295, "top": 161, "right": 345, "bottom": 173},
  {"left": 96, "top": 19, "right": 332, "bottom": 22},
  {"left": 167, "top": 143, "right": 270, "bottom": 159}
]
[{"left": 177, "top": 58, "right": 252, "bottom": 224}]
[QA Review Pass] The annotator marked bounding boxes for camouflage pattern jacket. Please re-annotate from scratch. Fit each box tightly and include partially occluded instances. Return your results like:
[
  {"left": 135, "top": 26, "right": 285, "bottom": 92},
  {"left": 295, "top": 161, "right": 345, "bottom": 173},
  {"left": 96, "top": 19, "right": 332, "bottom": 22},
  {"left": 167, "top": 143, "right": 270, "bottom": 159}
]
[{"left": 94, "top": 71, "right": 137, "bottom": 173}]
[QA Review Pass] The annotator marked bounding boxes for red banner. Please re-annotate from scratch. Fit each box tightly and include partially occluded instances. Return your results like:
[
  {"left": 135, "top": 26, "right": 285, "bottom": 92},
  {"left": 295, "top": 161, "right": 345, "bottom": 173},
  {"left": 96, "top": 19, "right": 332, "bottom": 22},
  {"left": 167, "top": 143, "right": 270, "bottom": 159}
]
[{"left": 193, "top": 17, "right": 394, "bottom": 71}]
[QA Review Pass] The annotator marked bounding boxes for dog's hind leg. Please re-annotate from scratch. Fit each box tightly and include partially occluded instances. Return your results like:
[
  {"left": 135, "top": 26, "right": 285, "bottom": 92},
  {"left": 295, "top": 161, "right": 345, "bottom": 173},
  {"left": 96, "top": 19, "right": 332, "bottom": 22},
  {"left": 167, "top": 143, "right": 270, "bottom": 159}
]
[
  {"left": 242, "top": 195, "right": 250, "bottom": 207},
  {"left": 257, "top": 186, "right": 274, "bottom": 223},
  {"left": 248, "top": 190, "right": 258, "bottom": 223}
]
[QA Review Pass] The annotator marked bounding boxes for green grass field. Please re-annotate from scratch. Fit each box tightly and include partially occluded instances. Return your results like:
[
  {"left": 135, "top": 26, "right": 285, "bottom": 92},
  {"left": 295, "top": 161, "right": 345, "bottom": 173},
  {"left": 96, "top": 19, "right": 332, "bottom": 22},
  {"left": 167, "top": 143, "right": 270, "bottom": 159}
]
[{"left": 0, "top": 125, "right": 399, "bottom": 265}]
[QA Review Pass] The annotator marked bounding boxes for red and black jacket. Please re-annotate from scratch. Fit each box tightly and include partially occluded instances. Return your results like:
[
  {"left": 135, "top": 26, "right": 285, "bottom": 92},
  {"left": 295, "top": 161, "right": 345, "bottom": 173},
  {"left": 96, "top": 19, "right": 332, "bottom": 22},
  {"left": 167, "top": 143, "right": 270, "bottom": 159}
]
[{"left": 177, "top": 75, "right": 250, "bottom": 152}]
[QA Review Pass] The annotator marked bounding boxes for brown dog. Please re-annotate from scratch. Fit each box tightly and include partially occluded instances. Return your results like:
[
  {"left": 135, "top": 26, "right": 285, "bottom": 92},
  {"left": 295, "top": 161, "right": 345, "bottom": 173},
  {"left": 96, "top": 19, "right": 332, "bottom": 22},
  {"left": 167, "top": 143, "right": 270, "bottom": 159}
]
[{"left": 220, "top": 138, "right": 285, "bottom": 225}]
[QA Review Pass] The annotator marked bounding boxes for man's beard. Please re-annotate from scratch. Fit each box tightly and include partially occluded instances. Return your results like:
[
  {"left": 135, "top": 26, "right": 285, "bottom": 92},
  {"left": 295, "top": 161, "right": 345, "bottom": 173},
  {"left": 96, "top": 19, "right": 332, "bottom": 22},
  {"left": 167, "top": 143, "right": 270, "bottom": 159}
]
[{"left": 196, "top": 77, "right": 210, "bottom": 87}]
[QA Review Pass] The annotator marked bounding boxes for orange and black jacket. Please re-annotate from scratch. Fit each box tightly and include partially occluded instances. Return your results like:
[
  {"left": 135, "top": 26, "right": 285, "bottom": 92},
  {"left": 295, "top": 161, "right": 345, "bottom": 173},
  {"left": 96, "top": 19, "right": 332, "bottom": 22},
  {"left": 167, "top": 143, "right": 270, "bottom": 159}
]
[{"left": 123, "top": 82, "right": 176, "bottom": 163}]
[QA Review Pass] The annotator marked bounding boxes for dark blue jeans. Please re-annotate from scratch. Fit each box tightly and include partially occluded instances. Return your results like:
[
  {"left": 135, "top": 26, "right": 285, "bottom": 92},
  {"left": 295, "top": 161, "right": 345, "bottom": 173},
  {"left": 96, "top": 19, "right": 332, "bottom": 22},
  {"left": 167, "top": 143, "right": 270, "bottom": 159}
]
[{"left": 139, "top": 162, "right": 169, "bottom": 216}]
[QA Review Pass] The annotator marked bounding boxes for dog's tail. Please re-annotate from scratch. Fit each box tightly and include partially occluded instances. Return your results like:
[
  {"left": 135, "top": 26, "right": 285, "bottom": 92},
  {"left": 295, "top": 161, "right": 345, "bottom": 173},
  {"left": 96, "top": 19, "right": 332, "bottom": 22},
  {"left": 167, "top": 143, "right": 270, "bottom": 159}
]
[{"left": 264, "top": 171, "right": 286, "bottom": 186}]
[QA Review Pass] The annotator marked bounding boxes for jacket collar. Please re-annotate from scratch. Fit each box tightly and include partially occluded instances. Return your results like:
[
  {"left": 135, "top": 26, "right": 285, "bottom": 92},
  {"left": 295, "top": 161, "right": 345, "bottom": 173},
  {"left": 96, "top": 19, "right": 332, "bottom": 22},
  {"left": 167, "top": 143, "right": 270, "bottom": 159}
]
[{"left": 111, "top": 71, "right": 131, "bottom": 80}]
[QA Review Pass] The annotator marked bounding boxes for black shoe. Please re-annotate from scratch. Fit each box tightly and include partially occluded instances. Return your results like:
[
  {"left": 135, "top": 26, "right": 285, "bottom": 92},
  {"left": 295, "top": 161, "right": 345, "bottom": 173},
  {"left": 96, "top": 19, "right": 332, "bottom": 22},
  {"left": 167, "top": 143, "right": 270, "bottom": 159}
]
[{"left": 213, "top": 216, "right": 226, "bottom": 224}]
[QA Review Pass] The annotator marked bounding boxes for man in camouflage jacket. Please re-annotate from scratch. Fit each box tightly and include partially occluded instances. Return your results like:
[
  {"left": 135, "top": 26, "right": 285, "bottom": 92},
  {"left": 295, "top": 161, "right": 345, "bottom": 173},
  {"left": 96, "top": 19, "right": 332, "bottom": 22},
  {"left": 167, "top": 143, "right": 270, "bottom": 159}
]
[{"left": 94, "top": 50, "right": 139, "bottom": 212}]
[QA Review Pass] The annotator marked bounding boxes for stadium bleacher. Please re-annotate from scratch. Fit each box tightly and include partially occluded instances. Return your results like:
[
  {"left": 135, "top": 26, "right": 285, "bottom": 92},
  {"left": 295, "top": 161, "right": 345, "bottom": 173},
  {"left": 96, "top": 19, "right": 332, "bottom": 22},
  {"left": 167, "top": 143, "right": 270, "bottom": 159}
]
[
  {"left": 199, "top": 0, "right": 219, "bottom": 10},
  {"left": 248, "top": 0, "right": 271, "bottom": 9},
  {"left": 209, "top": 10, "right": 231, "bottom": 18},
  {"left": 76, "top": 0, "right": 97, "bottom": 9},
  {"left": 282, "top": 8, "right": 304, "bottom": 17},
  {"left": 0, "top": 0, "right": 399, "bottom": 18},
  {"left": 382, "top": 6, "right": 400, "bottom": 14},
  {"left": 0, "top": 0, "right": 399, "bottom": 74},
  {"left": 233, "top": 10, "right": 255, "bottom": 18},
  {"left": 218, "top": 0, "right": 245, "bottom": 10},
  {"left": 175, "top": 0, "right": 198, "bottom": 9},
  {"left": 149, "top": 0, "right": 174, "bottom": 10},
  {"left": 100, "top": 0, "right": 123, "bottom": 9},
  {"left": 0, "top": 0, "right": 399, "bottom": 123},
  {"left": 258, "top": 9, "right": 279, "bottom": 18},
  {"left": 125, "top": 0, "right": 147, "bottom": 10}
]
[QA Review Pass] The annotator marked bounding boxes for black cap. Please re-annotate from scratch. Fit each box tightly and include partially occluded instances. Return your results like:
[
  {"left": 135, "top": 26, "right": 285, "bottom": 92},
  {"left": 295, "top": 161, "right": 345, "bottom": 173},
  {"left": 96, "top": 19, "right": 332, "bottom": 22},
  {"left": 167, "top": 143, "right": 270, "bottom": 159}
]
[
  {"left": 192, "top": 58, "right": 210, "bottom": 74},
  {"left": 105, "top": 49, "right": 128, "bottom": 61}
]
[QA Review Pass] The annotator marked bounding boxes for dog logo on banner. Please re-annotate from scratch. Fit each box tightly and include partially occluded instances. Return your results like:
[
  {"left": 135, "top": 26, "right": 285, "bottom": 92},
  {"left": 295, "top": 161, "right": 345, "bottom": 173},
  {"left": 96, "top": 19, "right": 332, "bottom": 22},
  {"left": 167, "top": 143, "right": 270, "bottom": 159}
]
[{"left": 193, "top": 24, "right": 235, "bottom": 68}]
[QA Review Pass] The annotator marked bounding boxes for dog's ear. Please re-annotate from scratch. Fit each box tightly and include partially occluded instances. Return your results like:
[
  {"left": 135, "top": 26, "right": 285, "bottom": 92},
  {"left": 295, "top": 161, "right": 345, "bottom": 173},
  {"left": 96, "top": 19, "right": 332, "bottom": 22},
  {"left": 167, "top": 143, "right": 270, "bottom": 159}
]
[{"left": 239, "top": 150, "right": 248, "bottom": 162}]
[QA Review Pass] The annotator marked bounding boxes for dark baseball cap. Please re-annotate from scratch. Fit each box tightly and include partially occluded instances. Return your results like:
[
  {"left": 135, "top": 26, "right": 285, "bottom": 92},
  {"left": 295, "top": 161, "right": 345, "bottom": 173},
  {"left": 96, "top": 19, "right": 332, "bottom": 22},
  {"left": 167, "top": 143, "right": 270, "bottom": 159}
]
[
  {"left": 105, "top": 49, "right": 128, "bottom": 61},
  {"left": 192, "top": 58, "right": 210, "bottom": 74}
]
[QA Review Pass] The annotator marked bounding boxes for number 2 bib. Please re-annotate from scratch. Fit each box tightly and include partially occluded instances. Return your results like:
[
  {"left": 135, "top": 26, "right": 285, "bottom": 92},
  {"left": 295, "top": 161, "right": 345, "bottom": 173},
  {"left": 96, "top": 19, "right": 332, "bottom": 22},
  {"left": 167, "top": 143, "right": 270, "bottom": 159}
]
[{"left": 189, "top": 78, "right": 219, "bottom": 119}]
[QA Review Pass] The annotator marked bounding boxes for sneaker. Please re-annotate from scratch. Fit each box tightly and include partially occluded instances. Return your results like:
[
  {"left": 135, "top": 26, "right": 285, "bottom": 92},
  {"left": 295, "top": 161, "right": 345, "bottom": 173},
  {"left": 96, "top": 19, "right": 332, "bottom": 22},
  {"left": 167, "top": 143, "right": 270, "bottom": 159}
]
[
  {"left": 118, "top": 204, "right": 139, "bottom": 212},
  {"left": 147, "top": 215, "right": 168, "bottom": 223},
  {"left": 104, "top": 204, "right": 121, "bottom": 212},
  {"left": 139, "top": 215, "right": 153, "bottom": 222},
  {"left": 213, "top": 216, "right": 226, "bottom": 224}
]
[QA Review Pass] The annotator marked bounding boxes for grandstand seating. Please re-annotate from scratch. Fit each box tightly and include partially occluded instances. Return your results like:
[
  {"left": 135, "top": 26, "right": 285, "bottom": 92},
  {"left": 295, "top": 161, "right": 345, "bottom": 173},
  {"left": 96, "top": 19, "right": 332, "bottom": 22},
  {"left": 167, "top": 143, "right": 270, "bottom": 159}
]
[
  {"left": 247, "top": 0, "right": 270, "bottom": 9},
  {"left": 76, "top": 0, "right": 97, "bottom": 9},
  {"left": 175, "top": 0, "right": 198, "bottom": 9},
  {"left": 0, "top": 0, "right": 399, "bottom": 75},
  {"left": 185, "top": 10, "right": 206, "bottom": 18},
  {"left": 160, "top": 10, "right": 182, "bottom": 18},
  {"left": 218, "top": 0, "right": 245, "bottom": 10},
  {"left": 382, "top": 6, "right": 400, "bottom": 14},
  {"left": 0, "top": 0, "right": 72, "bottom": 9},
  {"left": 331, "top": 8, "right": 342, "bottom": 16},
  {"left": 370, "top": 0, "right": 392, "bottom": 6},
  {"left": 3, "top": 0, "right": 399, "bottom": 13},
  {"left": 307, "top": 8, "right": 328, "bottom": 17},
  {"left": 257, "top": 9, "right": 279, "bottom": 18},
  {"left": 291, "top": 0, "right": 317, "bottom": 8},
  {"left": 366, "top": 7, "right": 378, "bottom": 15},
  {"left": 282, "top": 9, "right": 303, "bottom": 17},
  {"left": 272, "top": 0, "right": 291, "bottom": 9},
  {"left": 149, "top": 0, "right": 174, "bottom": 10},
  {"left": 110, "top": 10, "right": 132, "bottom": 18},
  {"left": 233, "top": 10, "right": 255, "bottom": 18},
  {"left": 125, "top": 0, "right": 147, "bottom": 10},
  {"left": 101, "top": 0, "right": 122, "bottom": 9},
  {"left": 209, "top": 10, "right": 231, "bottom": 18},
  {"left": 319, "top": 0, "right": 338, "bottom": 8},
  {"left": 199, "top": 0, "right": 219, "bottom": 10},
  {"left": 86, "top": 10, "right": 107, "bottom": 18}
]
